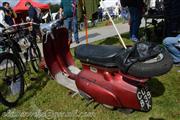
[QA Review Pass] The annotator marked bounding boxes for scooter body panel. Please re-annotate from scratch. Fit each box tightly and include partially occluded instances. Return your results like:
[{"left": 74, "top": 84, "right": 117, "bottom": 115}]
[
  {"left": 76, "top": 63, "right": 143, "bottom": 110},
  {"left": 42, "top": 27, "right": 152, "bottom": 112}
]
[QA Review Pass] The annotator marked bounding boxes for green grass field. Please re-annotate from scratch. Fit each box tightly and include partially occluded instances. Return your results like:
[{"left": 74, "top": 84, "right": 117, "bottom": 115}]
[
  {"left": 80, "top": 18, "right": 123, "bottom": 32},
  {"left": 0, "top": 36, "right": 180, "bottom": 120}
]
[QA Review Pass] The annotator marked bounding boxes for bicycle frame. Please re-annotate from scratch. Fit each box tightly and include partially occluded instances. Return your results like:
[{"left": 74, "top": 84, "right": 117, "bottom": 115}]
[
  {"left": 4, "top": 32, "right": 27, "bottom": 75},
  {"left": 2, "top": 23, "right": 41, "bottom": 75}
]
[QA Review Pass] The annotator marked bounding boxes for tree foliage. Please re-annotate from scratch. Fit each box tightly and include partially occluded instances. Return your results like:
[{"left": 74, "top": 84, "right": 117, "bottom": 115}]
[{"left": 49, "top": 3, "right": 60, "bottom": 13}]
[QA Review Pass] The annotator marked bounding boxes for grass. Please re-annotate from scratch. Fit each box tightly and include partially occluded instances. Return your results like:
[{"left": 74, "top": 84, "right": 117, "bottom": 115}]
[
  {"left": 80, "top": 18, "right": 123, "bottom": 31},
  {"left": 0, "top": 35, "right": 180, "bottom": 120},
  {"left": 93, "top": 18, "right": 123, "bottom": 28}
]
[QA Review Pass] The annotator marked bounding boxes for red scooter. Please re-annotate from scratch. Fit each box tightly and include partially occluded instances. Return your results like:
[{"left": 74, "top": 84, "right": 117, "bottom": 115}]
[{"left": 40, "top": 20, "right": 173, "bottom": 112}]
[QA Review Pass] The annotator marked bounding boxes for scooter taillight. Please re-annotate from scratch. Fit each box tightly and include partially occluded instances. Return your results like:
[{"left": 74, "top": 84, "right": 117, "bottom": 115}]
[{"left": 137, "top": 87, "right": 152, "bottom": 112}]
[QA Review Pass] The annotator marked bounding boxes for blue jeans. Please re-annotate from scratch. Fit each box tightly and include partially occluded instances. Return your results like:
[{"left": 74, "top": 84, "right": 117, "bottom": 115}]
[
  {"left": 128, "top": 7, "right": 142, "bottom": 38},
  {"left": 163, "top": 35, "right": 180, "bottom": 63},
  {"left": 64, "top": 17, "right": 79, "bottom": 42},
  {"left": 73, "top": 16, "right": 79, "bottom": 42}
]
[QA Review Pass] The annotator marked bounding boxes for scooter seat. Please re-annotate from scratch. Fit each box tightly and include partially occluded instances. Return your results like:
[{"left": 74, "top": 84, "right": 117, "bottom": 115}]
[{"left": 75, "top": 44, "right": 124, "bottom": 67}]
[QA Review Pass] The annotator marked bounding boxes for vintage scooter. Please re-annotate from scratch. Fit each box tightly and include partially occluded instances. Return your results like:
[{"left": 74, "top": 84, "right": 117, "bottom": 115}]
[
  {"left": 39, "top": 0, "right": 172, "bottom": 113},
  {"left": 40, "top": 19, "right": 173, "bottom": 112}
]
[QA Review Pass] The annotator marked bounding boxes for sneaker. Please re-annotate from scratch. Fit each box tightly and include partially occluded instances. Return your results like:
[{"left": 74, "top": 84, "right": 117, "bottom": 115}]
[
  {"left": 131, "top": 35, "right": 139, "bottom": 42},
  {"left": 75, "top": 41, "right": 80, "bottom": 44}
]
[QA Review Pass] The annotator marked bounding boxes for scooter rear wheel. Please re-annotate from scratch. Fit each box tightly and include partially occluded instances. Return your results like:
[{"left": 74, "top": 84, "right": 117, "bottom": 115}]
[{"left": 128, "top": 49, "right": 173, "bottom": 78}]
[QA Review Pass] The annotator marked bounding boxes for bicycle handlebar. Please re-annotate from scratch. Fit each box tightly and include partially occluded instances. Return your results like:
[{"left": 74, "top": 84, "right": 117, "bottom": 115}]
[
  {"left": 5, "top": 22, "right": 39, "bottom": 30},
  {"left": 0, "top": 22, "right": 40, "bottom": 36},
  {"left": 0, "top": 23, "right": 35, "bottom": 38}
]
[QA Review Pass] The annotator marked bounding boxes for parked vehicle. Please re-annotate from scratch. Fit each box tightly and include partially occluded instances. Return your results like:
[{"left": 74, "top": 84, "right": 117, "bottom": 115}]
[
  {"left": 0, "top": 22, "right": 41, "bottom": 107},
  {"left": 41, "top": 20, "right": 173, "bottom": 112}
]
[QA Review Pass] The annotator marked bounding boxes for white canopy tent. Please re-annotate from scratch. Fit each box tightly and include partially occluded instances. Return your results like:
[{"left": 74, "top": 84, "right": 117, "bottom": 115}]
[{"left": 100, "top": 0, "right": 120, "bottom": 8}]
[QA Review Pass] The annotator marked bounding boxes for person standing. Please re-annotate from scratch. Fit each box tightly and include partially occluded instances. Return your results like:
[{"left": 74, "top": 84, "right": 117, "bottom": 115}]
[
  {"left": 164, "top": 0, "right": 180, "bottom": 36},
  {"left": 59, "top": 0, "right": 79, "bottom": 44},
  {"left": 0, "top": 6, "right": 9, "bottom": 53},
  {"left": 115, "top": 2, "right": 120, "bottom": 18},
  {"left": 98, "top": 5, "right": 103, "bottom": 22},
  {"left": 72, "top": 0, "right": 79, "bottom": 44},
  {"left": 0, "top": 7, "right": 9, "bottom": 28},
  {"left": 25, "top": 2, "right": 40, "bottom": 42},
  {"left": 25, "top": 2, "right": 39, "bottom": 23},
  {"left": 3, "top": 2, "right": 16, "bottom": 26},
  {"left": 120, "top": 0, "right": 145, "bottom": 42}
]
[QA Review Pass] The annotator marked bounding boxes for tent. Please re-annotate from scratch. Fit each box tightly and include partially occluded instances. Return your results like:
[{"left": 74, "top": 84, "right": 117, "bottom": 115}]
[{"left": 13, "top": 0, "right": 49, "bottom": 13}]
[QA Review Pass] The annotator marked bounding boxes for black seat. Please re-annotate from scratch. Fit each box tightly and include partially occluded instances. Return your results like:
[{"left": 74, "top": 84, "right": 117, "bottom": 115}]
[{"left": 75, "top": 44, "right": 125, "bottom": 68}]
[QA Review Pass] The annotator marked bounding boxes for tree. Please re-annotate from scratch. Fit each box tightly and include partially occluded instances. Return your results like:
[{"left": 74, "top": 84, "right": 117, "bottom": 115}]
[
  {"left": 49, "top": 3, "right": 60, "bottom": 13},
  {"left": 78, "top": 0, "right": 100, "bottom": 21}
]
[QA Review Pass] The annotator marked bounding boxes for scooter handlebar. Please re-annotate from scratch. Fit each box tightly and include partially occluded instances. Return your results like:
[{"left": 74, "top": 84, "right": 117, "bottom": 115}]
[{"left": 40, "top": 19, "right": 63, "bottom": 33}]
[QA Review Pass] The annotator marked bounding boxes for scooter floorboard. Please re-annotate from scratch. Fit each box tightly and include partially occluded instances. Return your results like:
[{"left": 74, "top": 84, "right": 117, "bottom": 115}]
[{"left": 55, "top": 72, "right": 79, "bottom": 93}]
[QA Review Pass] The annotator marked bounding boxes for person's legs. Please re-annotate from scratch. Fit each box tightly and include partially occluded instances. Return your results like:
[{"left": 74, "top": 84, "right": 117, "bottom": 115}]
[
  {"left": 64, "top": 18, "right": 72, "bottom": 42},
  {"left": 132, "top": 8, "right": 142, "bottom": 38},
  {"left": 135, "top": 9, "right": 142, "bottom": 38},
  {"left": 163, "top": 36, "right": 180, "bottom": 63},
  {"left": 34, "top": 25, "right": 41, "bottom": 42},
  {"left": 129, "top": 7, "right": 140, "bottom": 42},
  {"left": 31, "top": 26, "right": 37, "bottom": 43},
  {"left": 128, "top": 7, "right": 134, "bottom": 38},
  {"left": 73, "top": 16, "right": 79, "bottom": 43}
]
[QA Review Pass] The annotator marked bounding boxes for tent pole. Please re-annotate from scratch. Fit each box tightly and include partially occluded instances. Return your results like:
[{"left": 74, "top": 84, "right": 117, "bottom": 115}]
[
  {"left": 84, "top": 15, "right": 89, "bottom": 44},
  {"left": 100, "top": 0, "right": 127, "bottom": 49}
]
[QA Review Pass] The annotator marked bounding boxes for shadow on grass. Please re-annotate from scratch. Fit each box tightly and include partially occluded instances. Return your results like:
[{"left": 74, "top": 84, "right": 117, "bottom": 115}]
[
  {"left": 95, "top": 32, "right": 133, "bottom": 46},
  {"left": 121, "top": 32, "right": 130, "bottom": 39},
  {"left": 148, "top": 78, "right": 165, "bottom": 97},
  {"left": 0, "top": 72, "right": 50, "bottom": 115},
  {"left": 20, "top": 72, "right": 50, "bottom": 104},
  {"left": 98, "top": 37, "right": 120, "bottom": 45},
  {"left": 80, "top": 33, "right": 101, "bottom": 42},
  {"left": 149, "top": 117, "right": 165, "bottom": 120}
]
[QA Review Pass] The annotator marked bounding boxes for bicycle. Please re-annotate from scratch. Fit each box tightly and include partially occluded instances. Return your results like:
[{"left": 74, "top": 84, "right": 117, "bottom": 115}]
[
  {"left": 0, "top": 22, "right": 41, "bottom": 107},
  {"left": 17, "top": 23, "right": 42, "bottom": 73}
]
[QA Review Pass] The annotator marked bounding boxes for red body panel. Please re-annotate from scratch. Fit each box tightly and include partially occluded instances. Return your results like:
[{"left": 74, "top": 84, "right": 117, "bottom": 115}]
[
  {"left": 76, "top": 75, "right": 120, "bottom": 106},
  {"left": 43, "top": 28, "right": 75, "bottom": 75},
  {"left": 76, "top": 64, "right": 142, "bottom": 109},
  {"left": 43, "top": 28, "right": 151, "bottom": 111}
]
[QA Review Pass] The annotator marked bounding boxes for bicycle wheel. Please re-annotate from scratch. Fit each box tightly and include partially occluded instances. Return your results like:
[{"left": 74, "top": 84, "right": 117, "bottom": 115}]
[
  {"left": 29, "top": 44, "right": 42, "bottom": 73},
  {"left": 0, "top": 53, "right": 24, "bottom": 107}
]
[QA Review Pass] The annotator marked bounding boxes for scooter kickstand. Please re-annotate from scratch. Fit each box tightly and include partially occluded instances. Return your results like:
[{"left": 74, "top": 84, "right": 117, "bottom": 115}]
[
  {"left": 71, "top": 92, "right": 79, "bottom": 98},
  {"left": 86, "top": 99, "right": 94, "bottom": 107},
  {"left": 81, "top": 98, "right": 85, "bottom": 101},
  {"left": 94, "top": 103, "right": 100, "bottom": 109}
]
